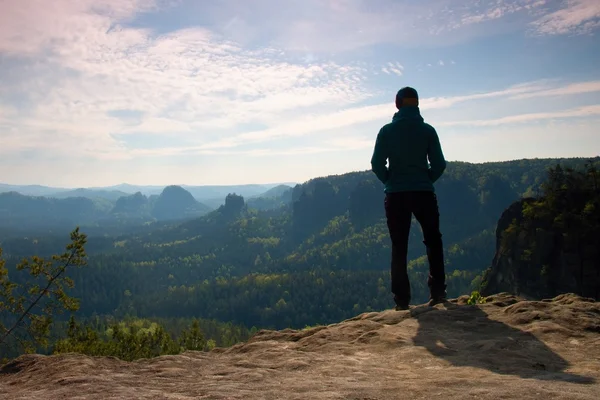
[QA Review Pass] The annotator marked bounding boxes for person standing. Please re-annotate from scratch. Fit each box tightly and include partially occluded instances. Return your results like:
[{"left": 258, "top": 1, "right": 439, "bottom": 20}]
[{"left": 370, "top": 87, "right": 447, "bottom": 310}]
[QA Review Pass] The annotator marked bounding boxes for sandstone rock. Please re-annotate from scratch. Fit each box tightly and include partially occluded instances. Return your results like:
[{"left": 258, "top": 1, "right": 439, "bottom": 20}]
[{"left": 1, "top": 293, "right": 599, "bottom": 399}]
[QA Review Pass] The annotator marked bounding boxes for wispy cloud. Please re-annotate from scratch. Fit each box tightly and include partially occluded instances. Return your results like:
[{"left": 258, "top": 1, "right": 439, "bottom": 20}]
[
  {"left": 196, "top": 0, "right": 567, "bottom": 53},
  {"left": 130, "top": 137, "right": 374, "bottom": 158},
  {"left": 420, "top": 81, "right": 550, "bottom": 109},
  {"left": 384, "top": 62, "right": 404, "bottom": 76},
  {"left": 0, "top": 0, "right": 161, "bottom": 55},
  {"left": 439, "top": 104, "right": 600, "bottom": 127},
  {"left": 0, "top": 0, "right": 369, "bottom": 159},
  {"left": 127, "top": 103, "right": 393, "bottom": 156},
  {"left": 129, "top": 79, "right": 600, "bottom": 156},
  {"left": 456, "top": 0, "right": 547, "bottom": 28},
  {"left": 510, "top": 80, "right": 600, "bottom": 99},
  {"left": 531, "top": 0, "right": 600, "bottom": 35}
]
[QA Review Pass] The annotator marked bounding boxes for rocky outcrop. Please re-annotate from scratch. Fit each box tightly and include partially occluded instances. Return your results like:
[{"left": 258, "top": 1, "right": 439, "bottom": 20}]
[
  {"left": 1, "top": 294, "right": 599, "bottom": 399},
  {"left": 481, "top": 197, "right": 599, "bottom": 300},
  {"left": 481, "top": 198, "right": 536, "bottom": 298},
  {"left": 111, "top": 191, "right": 150, "bottom": 216}
]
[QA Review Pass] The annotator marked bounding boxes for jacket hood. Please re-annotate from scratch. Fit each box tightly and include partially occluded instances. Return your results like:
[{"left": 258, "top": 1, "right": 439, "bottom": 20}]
[{"left": 392, "top": 105, "right": 424, "bottom": 123}]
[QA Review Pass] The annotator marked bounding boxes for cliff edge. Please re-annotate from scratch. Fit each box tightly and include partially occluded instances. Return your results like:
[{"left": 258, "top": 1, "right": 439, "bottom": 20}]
[{"left": 1, "top": 293, "right": 599, "bottom": 399}]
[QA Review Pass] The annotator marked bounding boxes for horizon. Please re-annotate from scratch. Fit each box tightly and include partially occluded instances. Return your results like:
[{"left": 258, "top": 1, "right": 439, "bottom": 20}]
[
  {"left": 1, "top": 155, "right": 598, "bottom": 189},
  {"left": 0, "top": 181, "right": 299, "bottom": 190},
  {"left": 1, "top": 0, "right": 600, "bottom": 187}
]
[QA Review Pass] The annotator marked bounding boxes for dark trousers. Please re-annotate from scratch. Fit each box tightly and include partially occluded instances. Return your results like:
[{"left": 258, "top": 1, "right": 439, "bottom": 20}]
[{"left": 384, "top": 191, "right": 446, "bottom": 305}]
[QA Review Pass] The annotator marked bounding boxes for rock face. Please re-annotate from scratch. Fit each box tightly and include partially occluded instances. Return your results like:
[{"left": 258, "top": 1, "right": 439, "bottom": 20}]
[
  {"left": 481, "top": 198, "right": 536, "bottom": 298},
  {"left": 1, "top": 293, "right": 599, "bottom": 399},
  {"left": 481, "top": 198, "right": 600, "bottom": 300}
]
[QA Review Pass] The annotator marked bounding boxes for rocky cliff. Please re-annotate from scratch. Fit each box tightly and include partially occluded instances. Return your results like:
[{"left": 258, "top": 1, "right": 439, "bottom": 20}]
[{"left": 481, "top": 164, "right": 600, "bottom": 300}]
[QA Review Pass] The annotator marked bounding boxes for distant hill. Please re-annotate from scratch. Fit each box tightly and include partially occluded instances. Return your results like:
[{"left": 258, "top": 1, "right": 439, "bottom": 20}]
[
  {"left": 247, "top": 184, "right": 294, "bottom": 210},
  {"left": 0, "top": 186, "right": 213, "bottom": 235},
  {"left": 182, "top": 184, "right": 296, "bottom": 204},
  {"left": 0, "top": 191, "right": 107, "bottom": 231},
  {"left": 250, "top": 184, "right": 293, "bottom": 199},
  {"left": 111, "top": 192, "right": 152, "bottom": 217},
  {"left": 184, "top": 184, "right": 296, "bottom": 209},
  {"left": 110, "top": 186, "right": 212, "bottom": 221},
  {"left": 152, "top": 185, "right": 212, "bottom": 221},
  {"left": 197, "top": 197, "right": 231, "bottom": 209},
  {"left": 48, "top": 188, "right": 130, "bottom": 202},
  {"left": 0, "top": 184, "right": 70, "bottom": 197},
  {"left": 90, "top": 183, "right": 165, "bottom": 196},
  {"left": 93, "top": 183, "right": 297, "bottom": 200},
  {"left": 1, "top": 182, "right": 298, "bottom": 206}
]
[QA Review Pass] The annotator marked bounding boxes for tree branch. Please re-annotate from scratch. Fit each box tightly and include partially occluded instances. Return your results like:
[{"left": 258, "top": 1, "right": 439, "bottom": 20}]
[{"left": 0, "top": 250, "right": 76, "bottom": 346}]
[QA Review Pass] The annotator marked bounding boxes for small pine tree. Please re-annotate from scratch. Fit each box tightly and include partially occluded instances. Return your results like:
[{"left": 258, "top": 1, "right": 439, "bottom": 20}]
[
  {"left": 1, "top": 228, "right": 87, "bottom": 356},
  {"left": 179, "top": 319, "right": 205, "bottom": 351}
]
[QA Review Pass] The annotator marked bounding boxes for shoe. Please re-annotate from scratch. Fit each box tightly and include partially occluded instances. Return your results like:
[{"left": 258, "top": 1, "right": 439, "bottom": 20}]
[
  {"left": 394, "top": 295, "right": 410, "bottom": 311},
  {"left": 428, "top": 291, "right": 447, "bottom": 307},
  {"left": 427, "top": 298, "right": 445, "bottom": 307}
]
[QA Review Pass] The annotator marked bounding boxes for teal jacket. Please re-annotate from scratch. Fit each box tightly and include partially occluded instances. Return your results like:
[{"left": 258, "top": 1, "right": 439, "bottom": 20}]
[{"left": 370, "top": 106, "right": 446, "bottom": 193}]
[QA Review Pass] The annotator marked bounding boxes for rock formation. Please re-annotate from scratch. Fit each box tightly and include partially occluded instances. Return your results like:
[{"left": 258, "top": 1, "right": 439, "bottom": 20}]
[{"left": 481, "top": 196, "right": 599, "bottom": 300}]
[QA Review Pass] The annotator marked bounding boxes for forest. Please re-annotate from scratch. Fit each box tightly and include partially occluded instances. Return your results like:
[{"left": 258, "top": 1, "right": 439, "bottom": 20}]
[{"left": 1, "top": 156, "right": 598, "bottom": 361}]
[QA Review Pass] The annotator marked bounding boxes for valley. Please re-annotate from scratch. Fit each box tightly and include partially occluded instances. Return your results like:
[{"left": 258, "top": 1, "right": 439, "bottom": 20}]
[{"left": 2, "top": 156, "right": 598, "bottom": 361}]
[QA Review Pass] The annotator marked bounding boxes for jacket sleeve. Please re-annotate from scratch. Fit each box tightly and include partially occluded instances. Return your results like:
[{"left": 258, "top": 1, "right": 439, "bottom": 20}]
[
  {"left": 370, "top": 128, "right": 389, "bottom": 184},
  {"left": 427, "top": 127, "right": 446, "bottom": 183}
]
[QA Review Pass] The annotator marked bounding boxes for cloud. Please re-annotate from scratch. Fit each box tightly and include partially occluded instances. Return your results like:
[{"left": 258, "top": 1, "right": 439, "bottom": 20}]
[
  {"left": 420, "top": 81, "right": 550, "bottom": 109},
  {"left": 114, "top": 129, "right": 375, "bottom": 158},
  {"left": 0, "top": 0, "right": 369, "bottom": 159},
  {"left": 0, "top": 0, "right": 161, "bottom": 55},
  {"left": 439, "top": 104, "right": 600, "bottom": 127},
  {"left": 531, "top": 0, "right": 600, "bottom": 35},
  {"left": 122, "top": 103, "right": 393, "bottom": 156},
  {"left": 131, "top": 79, "right": 600, "bottom": 156},
  {"left": 386, "top": 62, "right": 404, "bottom": 76},
  {"left": 510, "top": 80, "right": 600, "bottom": 99},
  {"left": 0, "top": 104, "right": 17, "bottom": 120},
  {"left": 456, "top": 0, "right": 548, "bottom": 28},
  {"left": 194, "top": 0, "right": 600, "bottom": 54},
  {"left": 196, "top": 0, "right": 555, "bottom": 53},
  {"left": 1, "top": 0, "right": 599, "bottom": 173}
]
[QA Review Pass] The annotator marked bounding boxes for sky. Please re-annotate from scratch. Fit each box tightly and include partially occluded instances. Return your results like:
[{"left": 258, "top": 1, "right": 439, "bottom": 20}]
[{"left": 0, "top": 0, "right": 599, "bottom": 187}]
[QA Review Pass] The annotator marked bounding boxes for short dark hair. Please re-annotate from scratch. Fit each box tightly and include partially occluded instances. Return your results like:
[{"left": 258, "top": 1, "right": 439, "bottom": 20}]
[
  {"left": 396, "top": 86, "right": 418, "bottom": 101},
  {"left": 395, "top": 86, "right": 419, "bottom": 109}
]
